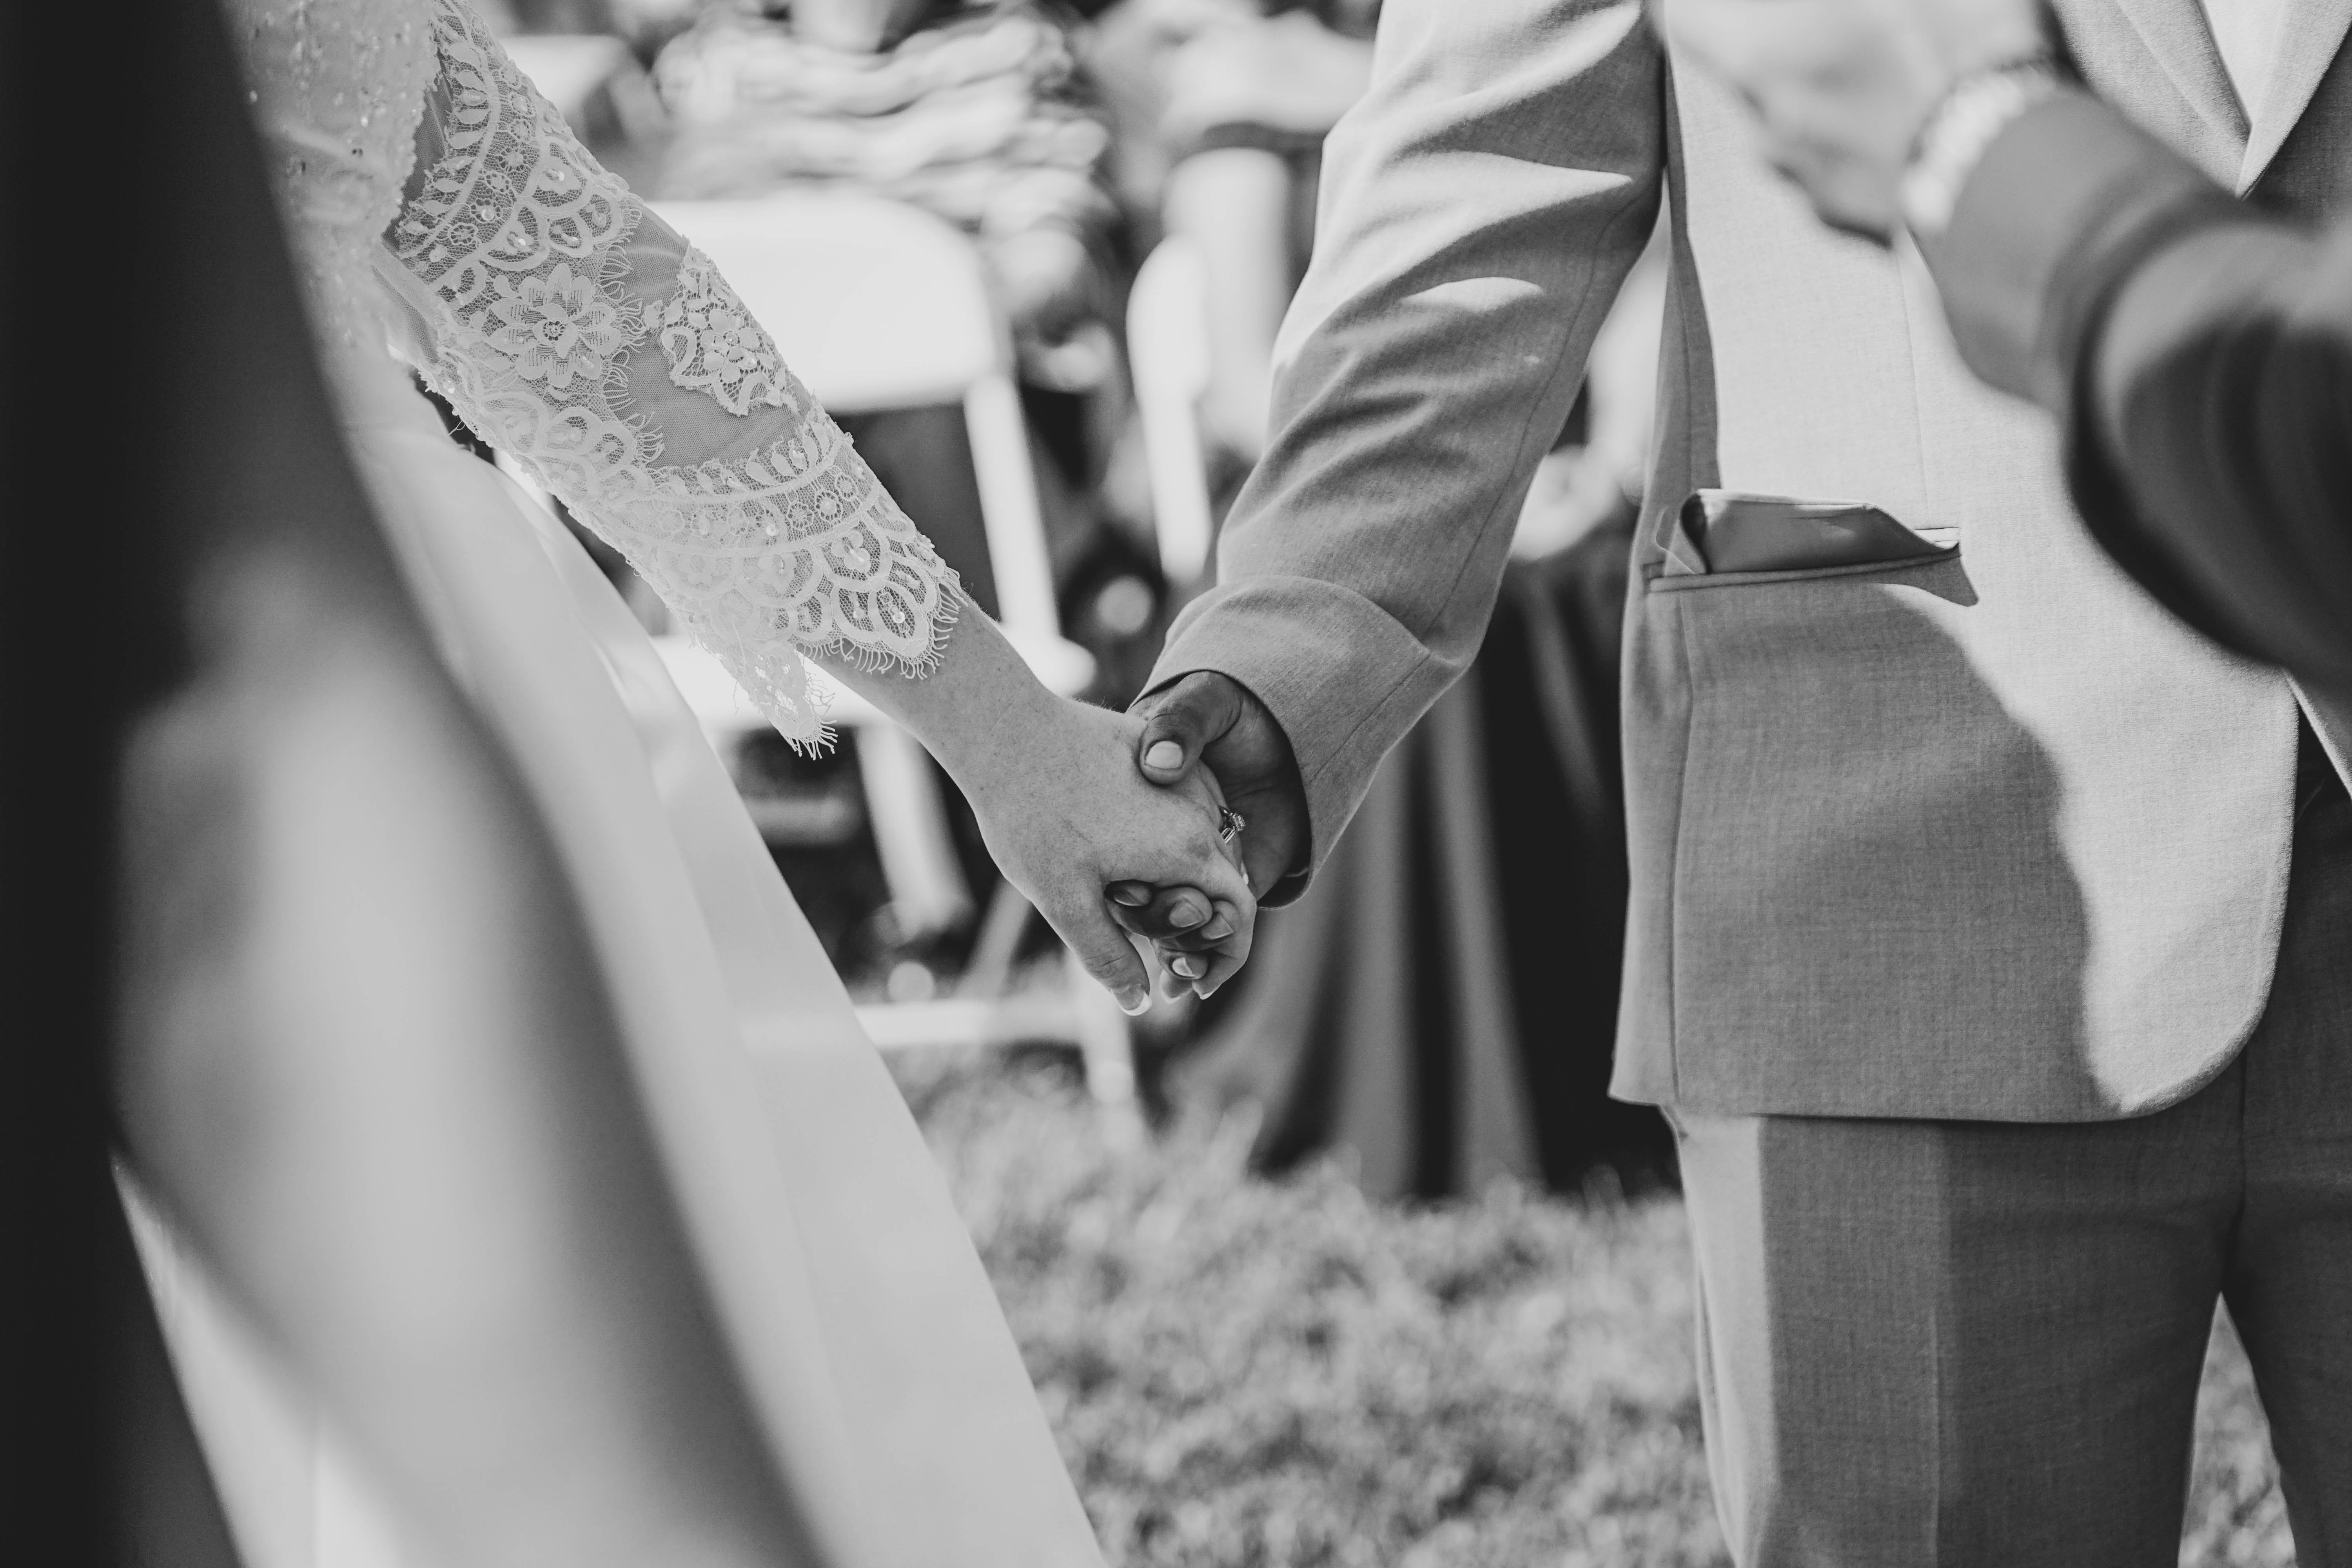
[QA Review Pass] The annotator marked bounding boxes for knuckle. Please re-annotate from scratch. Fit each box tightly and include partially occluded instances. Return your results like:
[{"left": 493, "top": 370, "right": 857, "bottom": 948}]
[
  {"left": 1164, "top": 674, "right": 1230, "bottom": 727},
  {"left": 1153, "top": 701, "right": 1209, "bottom": 741}
]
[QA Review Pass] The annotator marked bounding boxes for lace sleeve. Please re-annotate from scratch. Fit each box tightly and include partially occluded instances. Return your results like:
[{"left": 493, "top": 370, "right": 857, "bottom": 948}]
[{"left": 376, "top": 0, "right": 960, "bottom": 746}]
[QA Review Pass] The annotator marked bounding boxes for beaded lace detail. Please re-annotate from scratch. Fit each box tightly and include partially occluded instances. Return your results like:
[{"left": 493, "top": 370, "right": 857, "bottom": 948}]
[
  {"left": 382, "top": 0, "right": 959, "bottom": 743},
  {"left": 659, "top": 250, "right": 795, "bottom": 416},
  {"left": 231, "top": 0, "right": 437, "bottom": 343}
]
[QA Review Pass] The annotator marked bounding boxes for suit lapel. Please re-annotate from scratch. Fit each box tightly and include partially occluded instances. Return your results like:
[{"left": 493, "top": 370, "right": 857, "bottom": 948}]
[
  {"left": 2092, "top": 0, "right": 2248, "bottom": 149},
  {"left": 2239, "top": 0, "right": 2352, "bottom": 191}
]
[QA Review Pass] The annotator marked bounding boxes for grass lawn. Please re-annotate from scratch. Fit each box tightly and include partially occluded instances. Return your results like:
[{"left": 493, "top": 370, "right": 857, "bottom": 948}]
[{"left": 897, "top": 1051, "right": 2297, "bottom": 1568}]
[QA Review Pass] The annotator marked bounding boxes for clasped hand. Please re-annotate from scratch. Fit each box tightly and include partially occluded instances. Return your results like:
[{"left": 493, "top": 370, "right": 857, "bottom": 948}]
[
  {"left": 1106, "top": 671, "right": 1309, "bottom": 1001},
  {"left": 951, "top": 695, "right": 1254, "bottom": 1015},
  {"left": 951, "top": 673, "right": 1306, "bottom": 1015}
]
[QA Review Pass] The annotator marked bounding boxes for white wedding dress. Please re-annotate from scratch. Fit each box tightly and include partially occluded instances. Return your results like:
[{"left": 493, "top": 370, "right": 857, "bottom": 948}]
[{"left": 137, "top": 3, "right": 1103, "bottom": 1565}]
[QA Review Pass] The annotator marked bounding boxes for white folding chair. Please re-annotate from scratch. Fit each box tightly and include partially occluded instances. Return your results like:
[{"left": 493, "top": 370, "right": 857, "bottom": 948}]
[
  {"left": 644, "top": 195, "right": 1129, "bottom": 1088},
  {"left": 1125, "top": 236, "right": 1218, "bottom": 586}
]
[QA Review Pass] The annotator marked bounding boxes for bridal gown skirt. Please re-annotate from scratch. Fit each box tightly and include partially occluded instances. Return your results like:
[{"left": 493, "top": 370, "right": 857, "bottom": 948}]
[{"left": 138, "top": 347, "right": 1103, "bottom": 1568}]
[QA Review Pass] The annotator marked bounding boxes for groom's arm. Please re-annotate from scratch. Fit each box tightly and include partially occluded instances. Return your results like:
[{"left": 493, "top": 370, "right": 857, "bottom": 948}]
[
  {"left": 1144, "top": 0, "right": 1667, "bottom": 904},
  {"left": 1916, "top": 94, "right": 2352, "bottom": 691}
]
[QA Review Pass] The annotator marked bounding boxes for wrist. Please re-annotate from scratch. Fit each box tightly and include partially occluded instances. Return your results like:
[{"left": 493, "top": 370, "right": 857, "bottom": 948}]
[
  {"left": 829, "top": 608, "right": 1062, "bottom": 790},
  {"left": 929, "top": 684, "right": 1070, "bottom": 802},
  {"left": 1901, "top": 56, "right": 2066, "bottom": 236},
  {"left": 1207, "top": 683, "right": 1312, "bottom": 891}
]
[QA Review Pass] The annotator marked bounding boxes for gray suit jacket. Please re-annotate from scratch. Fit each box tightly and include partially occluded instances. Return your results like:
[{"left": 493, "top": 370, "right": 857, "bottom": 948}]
[{"left": 1151, "top": 0, "right": 2352, "bottom": 1121}]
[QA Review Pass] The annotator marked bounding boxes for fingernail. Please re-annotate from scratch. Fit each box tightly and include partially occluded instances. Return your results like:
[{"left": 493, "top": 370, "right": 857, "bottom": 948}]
[
  {"left": 1169, "top": 900, "right": 1206, "bottom": 930},
  {"left": 1172, "top": 955, "right": 1204, "bottom": 979},
  {"left": 1199, "top": 916, "right": 1233, "bottom": 941},
  {"left": 1107, "top": 882, "right": 1149, "bottom": 907},
  {"left": 1117, "top": 988, "right": 1149, "bottom": 1016},
  {"left": 1145, "top": 740, "right": 1184, "bottom": 770}
]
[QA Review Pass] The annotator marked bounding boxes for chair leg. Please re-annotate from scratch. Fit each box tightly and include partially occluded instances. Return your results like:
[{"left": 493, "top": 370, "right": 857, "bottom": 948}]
[
  {"left": 956, "top": 880, "right": 1033, "bottom": 1002},
  {"left": 1065, "top": 950, "right": 1142, "bottom": 1131},
  {"left": 962, "top": 376, "right": 1059, "bottom": 642},
  {"left": 854, "top": 724, "right": 972, "bottom": 940}
]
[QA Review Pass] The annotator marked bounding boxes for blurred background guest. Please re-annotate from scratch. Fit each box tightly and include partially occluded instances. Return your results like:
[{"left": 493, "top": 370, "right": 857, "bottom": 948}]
[
  {"left": 654, "top": 0, "right": 1120, "bottom": 388},
  {"left": 1090, "top": 0, "right": 1377, "bottom": 511}
]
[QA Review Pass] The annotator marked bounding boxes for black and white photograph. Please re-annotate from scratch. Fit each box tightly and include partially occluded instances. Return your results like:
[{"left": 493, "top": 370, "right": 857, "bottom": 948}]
[{"left": 11, "top": 0, "right": 2351, "bottom": 1562}]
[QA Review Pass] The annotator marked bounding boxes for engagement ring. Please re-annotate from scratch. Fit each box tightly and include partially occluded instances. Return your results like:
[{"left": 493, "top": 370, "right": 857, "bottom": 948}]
[{"left": 1217, "top": 805, "right": 1247, "bottom": 843}]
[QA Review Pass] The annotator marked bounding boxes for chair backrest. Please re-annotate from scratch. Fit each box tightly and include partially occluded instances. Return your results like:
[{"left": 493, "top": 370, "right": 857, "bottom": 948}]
[
  {"left": 653, "top": 195, "right": 1062, "bottom": 643},
  {"left": 499, "top": 34, "right": 647, "bottom": 142},
  {"left": 654, "top": 195, "right": 1007, "bottom": 414},
  {"left": 1125, "top": 236, "right": 1216, "bottom": 584}
]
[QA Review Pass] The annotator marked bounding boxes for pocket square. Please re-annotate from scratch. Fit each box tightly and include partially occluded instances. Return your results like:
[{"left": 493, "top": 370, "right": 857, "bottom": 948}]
[{"left": 1680, "top": 491, "right": 1943, "bottom": 574}]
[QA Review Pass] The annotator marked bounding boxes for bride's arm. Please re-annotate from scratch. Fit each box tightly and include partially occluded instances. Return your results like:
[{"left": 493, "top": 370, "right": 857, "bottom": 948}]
[
  {"left": 379, "top": 0, "right": 1249, "bottom": 1005},
  {"left": 380, "top": 0, "right": 943, "bottom": 742}
]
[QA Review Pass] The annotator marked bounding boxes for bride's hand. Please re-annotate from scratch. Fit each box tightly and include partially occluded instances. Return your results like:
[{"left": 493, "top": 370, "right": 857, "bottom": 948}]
[
  {"left": 817, "top": 612, "right": 1252, "bottom": 1014},
  {"left": 949, "top": 697, "right": 1255, "bottom": 1014}
]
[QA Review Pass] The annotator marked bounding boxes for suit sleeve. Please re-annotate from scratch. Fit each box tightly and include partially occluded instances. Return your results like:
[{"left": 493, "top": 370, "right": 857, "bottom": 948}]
[
  {"left": 1147, "top": 0, "right": 1666, "bottom": 900},
  {"left": 1917, "top": 90, "right": 2352, "bottom": 692}
]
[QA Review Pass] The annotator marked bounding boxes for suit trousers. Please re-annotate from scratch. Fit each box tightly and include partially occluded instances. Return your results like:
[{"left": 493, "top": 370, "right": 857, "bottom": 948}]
[{"left": 1674, "top": 744, "right": 2352, "bottom": 1567}]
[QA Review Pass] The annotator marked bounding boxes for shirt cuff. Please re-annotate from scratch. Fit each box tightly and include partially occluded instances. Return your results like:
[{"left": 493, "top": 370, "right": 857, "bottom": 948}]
[{"left": 1147, "top": 575, "right": 1458, "bottom": 905}]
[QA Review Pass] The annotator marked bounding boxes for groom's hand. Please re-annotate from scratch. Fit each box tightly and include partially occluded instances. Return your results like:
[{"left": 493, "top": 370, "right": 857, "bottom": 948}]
[{"left": 1107, "top": 672, "right": 1308, "bottom": 994}]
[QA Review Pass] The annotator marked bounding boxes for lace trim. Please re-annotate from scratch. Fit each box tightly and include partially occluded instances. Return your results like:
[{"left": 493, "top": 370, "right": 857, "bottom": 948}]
[
  {"left": 384, "top": 0, "right": 959, "bottom": 746},
  {"left": 391, "top": 16, "right": 630, "bottom": 296}
]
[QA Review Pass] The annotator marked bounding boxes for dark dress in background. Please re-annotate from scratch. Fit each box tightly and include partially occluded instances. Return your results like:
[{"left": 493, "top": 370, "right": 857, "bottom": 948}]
[{"left": 1179, "top": 511, "right": 1675, "bottom": 1200}]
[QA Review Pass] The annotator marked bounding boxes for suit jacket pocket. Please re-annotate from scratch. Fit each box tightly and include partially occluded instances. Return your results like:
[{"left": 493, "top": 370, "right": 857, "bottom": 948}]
[
  {"left": 1664, "top": 490, "right": 1952, "bottom": 577},
  {"left": 1647, "top": 545, "right": 1964, "bottom": 594},
  {"left": 1625, "top": 544, "right": 2103, "bottom": 1114}
]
